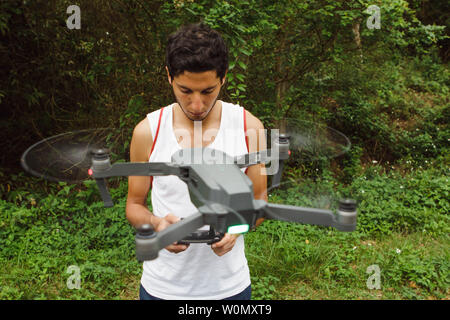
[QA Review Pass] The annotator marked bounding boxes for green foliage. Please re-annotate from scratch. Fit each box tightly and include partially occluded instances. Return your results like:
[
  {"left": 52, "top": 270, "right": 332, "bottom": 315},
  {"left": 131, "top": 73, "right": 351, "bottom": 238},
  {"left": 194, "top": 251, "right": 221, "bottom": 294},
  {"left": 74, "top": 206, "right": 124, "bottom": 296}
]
[
  {"left": 351, "top": 170, "right": 449, "bottom": 236},
  {"left": 0, "top": 0, "right": 449, "bottom": 300},
  {"left": 1, "top": 0, "right": 448, "bottom": 173},
  {"left": 381, "top": 244, "right": 449, "bottom": 296},
  {"left": 0, "top": 154, "right": 448, "bottom": 299},
  {"left": 0, "top": 176, "right": 140, "bottom": 299},
  {"left": 247, "top": 164, "right": 449, "bottom": 299},
  {"left": 250, "top": 275, "right": 280, "bottom": 300}
]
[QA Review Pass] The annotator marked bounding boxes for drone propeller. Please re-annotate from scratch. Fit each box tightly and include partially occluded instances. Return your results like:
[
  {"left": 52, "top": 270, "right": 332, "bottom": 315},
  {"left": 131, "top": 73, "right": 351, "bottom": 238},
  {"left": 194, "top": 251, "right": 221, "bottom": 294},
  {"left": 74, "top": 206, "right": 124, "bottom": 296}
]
[
  {"left": 20, "top": 128, "right": 124, "bottom": 183},
  {"left": 270, "top": 118, "right": 350, "bottom": 162},
  {"left": 235, "top": 118, "right": 351, "bottom": 189}
]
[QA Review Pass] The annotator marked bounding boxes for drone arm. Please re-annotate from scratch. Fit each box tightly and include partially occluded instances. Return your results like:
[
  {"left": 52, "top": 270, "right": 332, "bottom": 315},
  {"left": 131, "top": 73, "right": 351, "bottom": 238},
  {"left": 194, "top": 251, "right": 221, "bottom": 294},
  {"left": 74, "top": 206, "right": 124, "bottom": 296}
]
[
  {"left": 90, "top": 162, "right": 184, "bottom": 208},
  {"left": 92, "top": 162, "right": 182, "bottom": 178},
  {"left": 269, "top": 160, "right": 285, "bottom": 189},
  {"left": 157, "top": 212, "right": 205, "bottom": 249},
  {"left": 234, "top": 150, "right": 273, "bottom": 168},
  {"left": 262, "top": 202, "right": 336, "bottom": 226},
  {"left": 260, "top": 202, "right": 356, "bottom": 231},
  {"left": 94, "top": 178, "right": 114, "bottom": 207},
  {"left": 91, "top": 161, "right": 185, "bottom": 208},
  {"left": 135, "top": 211, "right": 205, "bottom": 261}
]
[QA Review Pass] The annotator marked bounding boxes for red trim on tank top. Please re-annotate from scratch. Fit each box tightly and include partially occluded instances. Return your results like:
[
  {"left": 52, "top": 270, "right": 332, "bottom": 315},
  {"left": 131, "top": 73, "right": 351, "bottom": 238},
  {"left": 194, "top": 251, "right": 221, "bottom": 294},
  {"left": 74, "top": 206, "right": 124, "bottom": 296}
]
[
  {"left": 244, "top": 109, "right": 249, "bottom": 174},
  {"left": 149, "top": 107, "right": 164, "bottom": 188}
]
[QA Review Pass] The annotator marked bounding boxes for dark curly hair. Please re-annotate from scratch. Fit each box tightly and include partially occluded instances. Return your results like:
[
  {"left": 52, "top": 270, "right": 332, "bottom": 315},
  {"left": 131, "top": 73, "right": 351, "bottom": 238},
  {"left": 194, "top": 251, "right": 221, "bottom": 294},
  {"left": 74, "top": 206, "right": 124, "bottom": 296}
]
[{"left": 166, "top": 22, "right": 228, "bottom": 81}]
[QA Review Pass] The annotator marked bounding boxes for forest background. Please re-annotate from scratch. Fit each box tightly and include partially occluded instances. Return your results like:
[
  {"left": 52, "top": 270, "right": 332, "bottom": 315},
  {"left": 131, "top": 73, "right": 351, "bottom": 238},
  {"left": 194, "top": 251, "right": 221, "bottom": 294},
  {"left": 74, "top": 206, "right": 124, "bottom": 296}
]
[{"left": 0, "top": 0, "right": 448, "bottom": 300}]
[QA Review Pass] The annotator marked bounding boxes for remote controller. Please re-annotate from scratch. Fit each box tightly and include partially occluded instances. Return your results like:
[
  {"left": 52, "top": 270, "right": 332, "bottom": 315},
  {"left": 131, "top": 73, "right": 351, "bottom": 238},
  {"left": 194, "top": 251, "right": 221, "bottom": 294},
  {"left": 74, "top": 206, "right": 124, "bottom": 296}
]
[{"left": 177, "top": 226, "right": 224, "bottom": 245}]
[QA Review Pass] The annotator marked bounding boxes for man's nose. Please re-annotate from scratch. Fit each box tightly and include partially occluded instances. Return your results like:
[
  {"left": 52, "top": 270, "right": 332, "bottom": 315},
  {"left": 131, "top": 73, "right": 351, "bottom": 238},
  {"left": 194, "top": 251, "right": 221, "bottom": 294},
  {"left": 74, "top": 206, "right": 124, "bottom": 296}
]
[{"left": 191, "top": 93, "right": 203, "bottom": 111}]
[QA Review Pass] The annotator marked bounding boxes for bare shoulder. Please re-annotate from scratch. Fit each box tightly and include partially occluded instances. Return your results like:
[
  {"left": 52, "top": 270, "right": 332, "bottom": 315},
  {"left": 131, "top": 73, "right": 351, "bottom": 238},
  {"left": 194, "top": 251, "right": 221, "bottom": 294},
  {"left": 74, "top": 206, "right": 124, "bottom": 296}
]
[
  {"left": 133, "top": 117, "right": 152, "bottom": 139},
  {"left": 244, "top": 109, "right": 266, "bottom": 152},
  {"left": 245, "top": 109, "right": 265, "bottom": 131},
  {"left": 130, "top": 118, "right": 153, "bottom": 162}
]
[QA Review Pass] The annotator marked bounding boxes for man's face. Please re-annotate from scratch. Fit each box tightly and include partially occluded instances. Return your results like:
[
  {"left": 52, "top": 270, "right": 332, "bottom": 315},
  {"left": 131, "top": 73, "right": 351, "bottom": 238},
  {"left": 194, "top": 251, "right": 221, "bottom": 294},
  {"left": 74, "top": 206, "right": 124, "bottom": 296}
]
[{"left": 168, "top": 69, "right": 225, "bottom": 121}]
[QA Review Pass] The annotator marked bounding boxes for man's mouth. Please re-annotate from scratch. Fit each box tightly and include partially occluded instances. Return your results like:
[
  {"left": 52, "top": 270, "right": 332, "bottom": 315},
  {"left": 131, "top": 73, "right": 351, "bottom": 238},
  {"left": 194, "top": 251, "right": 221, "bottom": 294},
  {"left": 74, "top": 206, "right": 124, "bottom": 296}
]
[{"left": 189, "top": 111, "right": 205, "bottom": 117}]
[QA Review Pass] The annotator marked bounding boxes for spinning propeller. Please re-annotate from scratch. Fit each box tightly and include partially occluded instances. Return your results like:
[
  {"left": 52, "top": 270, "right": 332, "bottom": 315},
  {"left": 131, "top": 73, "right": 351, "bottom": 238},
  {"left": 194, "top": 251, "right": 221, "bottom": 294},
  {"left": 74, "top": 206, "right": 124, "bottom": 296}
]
[
  {"left": 20, "top": 128, "right": 122, "bottom": 183},
  {"left": 266, "top": 118, "right": 350, "bottom": 188}
]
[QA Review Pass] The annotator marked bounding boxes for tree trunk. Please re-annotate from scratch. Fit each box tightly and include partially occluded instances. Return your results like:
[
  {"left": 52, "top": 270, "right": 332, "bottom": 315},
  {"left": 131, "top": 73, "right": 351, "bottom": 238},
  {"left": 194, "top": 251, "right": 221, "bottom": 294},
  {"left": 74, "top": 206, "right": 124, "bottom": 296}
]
[{"left": 352, "top": 20, "right": 363, "bottom": 64}]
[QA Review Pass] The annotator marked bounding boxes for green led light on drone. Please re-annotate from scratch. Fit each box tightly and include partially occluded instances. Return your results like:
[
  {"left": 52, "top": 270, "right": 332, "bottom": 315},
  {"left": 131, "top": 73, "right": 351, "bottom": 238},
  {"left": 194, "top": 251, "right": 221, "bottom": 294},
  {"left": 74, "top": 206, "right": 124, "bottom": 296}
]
[{"left": 227, "top": 224, "right": 250, "bottom": 234}]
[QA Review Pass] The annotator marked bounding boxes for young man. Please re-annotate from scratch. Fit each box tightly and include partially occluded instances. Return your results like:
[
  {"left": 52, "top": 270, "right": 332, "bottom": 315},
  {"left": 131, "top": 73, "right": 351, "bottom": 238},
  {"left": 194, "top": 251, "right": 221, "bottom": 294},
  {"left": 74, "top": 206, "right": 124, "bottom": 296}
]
[{"left": 126, "top": 23, "right": 267, "bottom": 300}]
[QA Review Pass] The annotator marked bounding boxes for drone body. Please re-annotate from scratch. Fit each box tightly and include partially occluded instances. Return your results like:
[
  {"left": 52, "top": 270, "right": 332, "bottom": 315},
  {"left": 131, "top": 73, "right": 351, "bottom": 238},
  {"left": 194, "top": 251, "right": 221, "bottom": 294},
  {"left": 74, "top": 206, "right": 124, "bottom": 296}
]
[{"left": 89, "top": 147, "right": 357, "bottom": 261}]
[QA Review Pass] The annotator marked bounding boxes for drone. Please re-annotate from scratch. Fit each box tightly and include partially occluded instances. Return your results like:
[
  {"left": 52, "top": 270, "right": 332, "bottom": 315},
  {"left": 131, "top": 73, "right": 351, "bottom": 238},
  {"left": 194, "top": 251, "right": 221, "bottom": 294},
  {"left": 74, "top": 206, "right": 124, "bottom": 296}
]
[{"left": 21, "top": 120, "right": 358, "bottom": 262}]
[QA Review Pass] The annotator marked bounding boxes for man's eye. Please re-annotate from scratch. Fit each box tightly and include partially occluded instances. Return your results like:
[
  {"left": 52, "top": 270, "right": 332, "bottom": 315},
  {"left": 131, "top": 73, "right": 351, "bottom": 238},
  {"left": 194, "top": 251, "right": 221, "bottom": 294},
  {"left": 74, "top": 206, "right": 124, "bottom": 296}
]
[{"left": 180, "top": 89, "right": 213, "bottom": 94}]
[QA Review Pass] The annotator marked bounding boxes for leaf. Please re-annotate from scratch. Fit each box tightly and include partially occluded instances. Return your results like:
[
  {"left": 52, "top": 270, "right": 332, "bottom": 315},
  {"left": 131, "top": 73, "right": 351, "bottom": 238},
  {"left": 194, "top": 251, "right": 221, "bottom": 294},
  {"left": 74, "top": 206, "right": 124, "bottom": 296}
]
[
  {"left": 236, "top": 73, "right": 245, "bottom": 82},
  {"left": 237, "top": 60, "right": 247, "bottom": 70},
  {"left": 241, "top": 48, "right": 252, "bottom": 56}
]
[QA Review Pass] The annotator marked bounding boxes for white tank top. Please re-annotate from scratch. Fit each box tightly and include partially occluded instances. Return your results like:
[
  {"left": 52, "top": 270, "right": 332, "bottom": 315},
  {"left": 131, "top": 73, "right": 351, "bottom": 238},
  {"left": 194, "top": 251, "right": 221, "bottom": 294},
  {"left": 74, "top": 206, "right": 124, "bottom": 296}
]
[{"left": 140, "top": 101, "right": 251, "bottom": 300}]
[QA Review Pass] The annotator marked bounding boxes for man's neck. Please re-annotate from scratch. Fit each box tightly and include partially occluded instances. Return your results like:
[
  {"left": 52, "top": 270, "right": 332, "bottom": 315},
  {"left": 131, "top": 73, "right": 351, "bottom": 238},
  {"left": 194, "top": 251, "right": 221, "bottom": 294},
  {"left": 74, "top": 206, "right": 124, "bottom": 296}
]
[
  {"left": 172, "top": 100, "right": 223, "bottom": 148},
  {"left": 173, "top": 100, "right": 222, "bottom": 131}
]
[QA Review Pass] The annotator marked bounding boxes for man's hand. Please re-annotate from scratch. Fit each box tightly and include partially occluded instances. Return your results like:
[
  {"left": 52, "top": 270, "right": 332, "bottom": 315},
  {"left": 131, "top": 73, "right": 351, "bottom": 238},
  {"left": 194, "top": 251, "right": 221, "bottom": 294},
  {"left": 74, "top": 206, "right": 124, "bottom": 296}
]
[
  {"left": 154, "top": 213, "right": 189, "bottom": 254},
  {"left": 211, "top": 233, "right": 239, "bottom": 256}
]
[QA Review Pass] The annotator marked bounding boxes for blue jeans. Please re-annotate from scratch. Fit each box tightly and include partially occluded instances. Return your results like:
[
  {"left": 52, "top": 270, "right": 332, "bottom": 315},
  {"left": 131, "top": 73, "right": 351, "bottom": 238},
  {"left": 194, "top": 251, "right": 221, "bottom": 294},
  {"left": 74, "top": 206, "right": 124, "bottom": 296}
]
[{"left": 139, "top": 284, "right": 252, "bottom": 300}]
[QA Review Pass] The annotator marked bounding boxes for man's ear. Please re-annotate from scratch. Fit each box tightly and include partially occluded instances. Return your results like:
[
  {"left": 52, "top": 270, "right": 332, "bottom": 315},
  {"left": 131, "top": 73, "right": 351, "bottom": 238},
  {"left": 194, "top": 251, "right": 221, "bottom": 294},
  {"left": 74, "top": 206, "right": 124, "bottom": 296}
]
[
  {"left": 221, "top": 70, "right": 228, "bottom": 86},
  {"left": 165, "top": 66, "right": 172, "bottom": 85}
]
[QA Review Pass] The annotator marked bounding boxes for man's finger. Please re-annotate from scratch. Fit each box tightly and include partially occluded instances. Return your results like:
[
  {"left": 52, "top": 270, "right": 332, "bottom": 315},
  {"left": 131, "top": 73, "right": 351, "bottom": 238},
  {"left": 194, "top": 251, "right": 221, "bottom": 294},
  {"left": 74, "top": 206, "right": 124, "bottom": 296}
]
[
  {"left": 167, "top": 243, "right": 189, "bottom": 253},
  {"left": 165, "top": 213, "right": 180, "bottom": 224},
  {"left": 155, "top": 219, "right": 168, "bottom": 232},
  {"left": 212, "top": 234, "right": 236, "bottom": 249}
]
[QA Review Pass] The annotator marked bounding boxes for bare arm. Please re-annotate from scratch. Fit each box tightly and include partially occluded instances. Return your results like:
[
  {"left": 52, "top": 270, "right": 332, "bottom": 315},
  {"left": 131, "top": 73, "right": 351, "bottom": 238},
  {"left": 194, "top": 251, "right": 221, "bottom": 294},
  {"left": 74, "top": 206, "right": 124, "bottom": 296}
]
[
  {"left": 244, "top": 110, "right": 268, "bottom": 227},
  {"left": 125, "top": 118, "right": 159, "bottom": 228},
  {"left": 125, "top": 117, "right": 188, "bottom": 253}
]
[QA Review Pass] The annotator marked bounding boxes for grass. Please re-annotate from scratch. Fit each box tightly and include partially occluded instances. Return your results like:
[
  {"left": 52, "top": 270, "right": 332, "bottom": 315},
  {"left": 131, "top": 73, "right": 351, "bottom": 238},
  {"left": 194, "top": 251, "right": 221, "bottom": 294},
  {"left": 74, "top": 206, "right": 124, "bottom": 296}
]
[
  {"left": 247, "top": 231, "right": 449, "bottom": 300},
  {"left": 245, "top": 160, "right": 449, "bottom": 300},
  {"left": 0, "top": 159, "right": 448, "bottom": 300}
]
